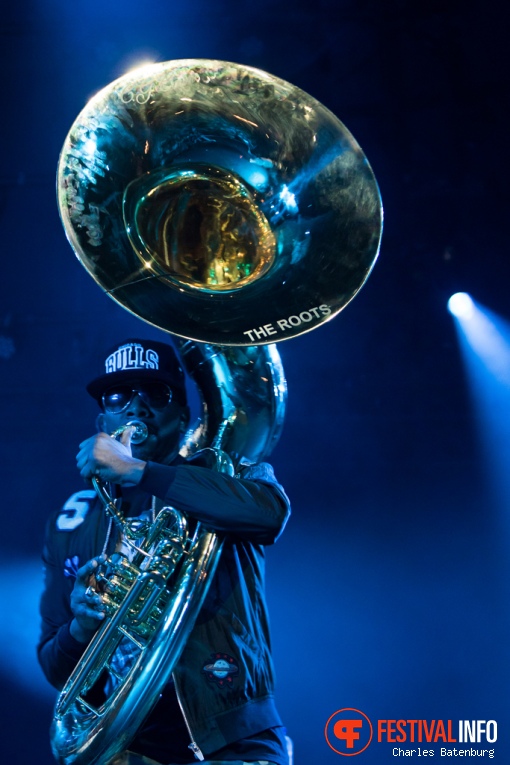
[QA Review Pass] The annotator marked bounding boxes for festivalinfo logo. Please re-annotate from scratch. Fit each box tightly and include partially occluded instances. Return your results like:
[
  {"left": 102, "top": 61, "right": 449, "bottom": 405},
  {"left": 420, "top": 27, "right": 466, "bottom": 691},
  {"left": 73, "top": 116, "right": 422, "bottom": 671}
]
[{"left": 325, "top": 709, "right": 498, "bottom": 758}]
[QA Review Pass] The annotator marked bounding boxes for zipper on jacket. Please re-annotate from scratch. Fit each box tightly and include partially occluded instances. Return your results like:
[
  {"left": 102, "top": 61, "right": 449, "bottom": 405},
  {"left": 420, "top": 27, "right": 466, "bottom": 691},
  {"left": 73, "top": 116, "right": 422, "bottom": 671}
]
[{"left": 173, "top": 672, "right": 205, "bottom": 761}]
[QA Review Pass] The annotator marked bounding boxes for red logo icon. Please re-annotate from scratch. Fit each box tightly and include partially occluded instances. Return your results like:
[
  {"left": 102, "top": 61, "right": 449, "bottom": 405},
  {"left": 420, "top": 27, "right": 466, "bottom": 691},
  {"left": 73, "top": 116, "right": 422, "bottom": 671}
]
[{"left": 325, "top": 708, "right": 373, "bottom": 756}]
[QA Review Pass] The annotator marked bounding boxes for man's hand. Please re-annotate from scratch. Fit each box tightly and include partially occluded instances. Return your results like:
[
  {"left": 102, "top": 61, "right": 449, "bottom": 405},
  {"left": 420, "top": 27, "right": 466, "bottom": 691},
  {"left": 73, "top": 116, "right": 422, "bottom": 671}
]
[
  {"left": 76, "top": 429, "right": 146, "bottom": 486},
  {"left": 69, "top": 557, "right": 107, "bottom": 644}
]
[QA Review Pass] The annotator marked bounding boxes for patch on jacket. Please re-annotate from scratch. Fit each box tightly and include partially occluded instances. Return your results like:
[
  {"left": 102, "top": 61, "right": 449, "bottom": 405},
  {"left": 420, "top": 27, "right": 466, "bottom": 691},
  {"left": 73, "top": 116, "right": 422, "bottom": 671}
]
[
  {"left": 202, "top": 652, "right": 239, "bottom": 688},
  {"left": 64, "top": 555, "right": 80, "bottom": 578},
  {"left": 57, "top": 490, "right": 96, "bottom": 531}
]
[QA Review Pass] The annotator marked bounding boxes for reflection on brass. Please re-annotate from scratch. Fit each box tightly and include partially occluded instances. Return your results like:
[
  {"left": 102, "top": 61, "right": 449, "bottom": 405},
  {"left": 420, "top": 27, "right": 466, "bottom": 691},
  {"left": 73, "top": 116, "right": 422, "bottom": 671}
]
[{"left": 125, "top": 166, "right": 275, "bottom": 291}]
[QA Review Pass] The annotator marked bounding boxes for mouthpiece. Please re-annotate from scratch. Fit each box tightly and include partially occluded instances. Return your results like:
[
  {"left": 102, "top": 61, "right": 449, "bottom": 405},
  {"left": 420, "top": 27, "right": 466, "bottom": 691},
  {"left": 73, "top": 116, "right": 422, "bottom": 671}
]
[
  {"left": 125, "top": 421, "right": 149, "bottom": 444},
  {"left": 111, "top": 421, "right": 149, "bottom": 444}
]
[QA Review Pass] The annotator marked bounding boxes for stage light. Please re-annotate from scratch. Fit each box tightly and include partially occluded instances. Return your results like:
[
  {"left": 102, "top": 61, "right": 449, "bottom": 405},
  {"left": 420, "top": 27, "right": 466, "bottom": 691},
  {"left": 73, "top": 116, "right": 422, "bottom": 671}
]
[
  {"left": 125, "top": 60, "right": 156, "bottom": 76},
  {"left": 448, "top": 292, "right": 474, "bottom": 319}
]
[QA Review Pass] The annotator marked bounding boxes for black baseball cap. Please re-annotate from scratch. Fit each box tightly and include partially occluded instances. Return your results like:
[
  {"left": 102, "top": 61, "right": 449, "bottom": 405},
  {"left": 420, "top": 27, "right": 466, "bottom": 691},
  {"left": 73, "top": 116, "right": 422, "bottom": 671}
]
[{"left": 86, "top": 339, "right": 187, "bottom": 405}]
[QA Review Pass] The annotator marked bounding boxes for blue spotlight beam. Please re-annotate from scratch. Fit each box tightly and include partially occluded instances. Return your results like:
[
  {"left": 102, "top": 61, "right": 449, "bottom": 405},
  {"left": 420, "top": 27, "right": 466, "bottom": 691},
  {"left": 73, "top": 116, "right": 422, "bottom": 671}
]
[
  {"left": 450, "top": 297, "right": 510, "bottom": 510},
  {"left": 0, "top": 558, "right": 56, "bottom": 700}
]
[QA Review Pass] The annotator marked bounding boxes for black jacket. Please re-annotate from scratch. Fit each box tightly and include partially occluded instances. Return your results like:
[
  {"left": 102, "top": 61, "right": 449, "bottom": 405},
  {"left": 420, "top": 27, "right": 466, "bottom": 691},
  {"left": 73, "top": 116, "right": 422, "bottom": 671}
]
[{"left": 38, "top": 460, "right": 290, "bottom": 759}]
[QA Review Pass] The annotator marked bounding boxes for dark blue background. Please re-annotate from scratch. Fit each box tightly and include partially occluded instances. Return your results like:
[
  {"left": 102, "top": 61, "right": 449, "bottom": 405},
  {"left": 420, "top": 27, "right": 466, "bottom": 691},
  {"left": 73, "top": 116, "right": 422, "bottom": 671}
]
[{"left": 0, "top": 1, "right": 508, "bottom": 763}]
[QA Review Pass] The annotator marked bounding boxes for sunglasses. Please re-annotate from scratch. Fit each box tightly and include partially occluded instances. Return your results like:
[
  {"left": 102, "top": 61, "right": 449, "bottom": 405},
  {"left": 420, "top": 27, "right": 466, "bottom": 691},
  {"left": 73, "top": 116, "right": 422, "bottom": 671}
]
[{"left": 102, "top": 382, "right": 173, "bottom": 414}]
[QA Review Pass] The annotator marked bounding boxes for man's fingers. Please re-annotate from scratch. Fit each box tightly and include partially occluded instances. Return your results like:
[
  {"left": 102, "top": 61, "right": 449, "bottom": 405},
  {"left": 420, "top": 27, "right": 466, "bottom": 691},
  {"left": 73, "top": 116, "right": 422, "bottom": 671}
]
[
  {"left": 119, "top": 426, "right": 133, "bottom": 451},
  {"left": 84, "top": 586, "right": 102, "bottom": 605},
  {"left": 76, "top": 450, "right": 87, "bottom": 470},
  {"left": 78, "top": 605, "right": 105, "bottom": 621},
  {"left": 75, "top": 556, "right": 105, "bottom": 583},
  {"left": 76, "top": 433, "right": 108, "bottom": 469},
  {"left": 75, "top": 431, "right": 143, "bottom": 487},
  {"left": 76, "top": 558, "right": 98, "bottom": 582},
  {"left": 77, "top": 462, "right": 95, "bottom": 480}
]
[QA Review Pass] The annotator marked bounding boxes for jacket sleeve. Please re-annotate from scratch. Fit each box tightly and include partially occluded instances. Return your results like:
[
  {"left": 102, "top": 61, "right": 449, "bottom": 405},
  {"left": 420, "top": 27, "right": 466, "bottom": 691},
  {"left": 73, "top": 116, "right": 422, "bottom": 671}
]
[
  {"left": 37, "top": 517, "right": 91, "bottom": 690},
  {"left": 139, "top": 461, "right": 290, "bottom": 545}
]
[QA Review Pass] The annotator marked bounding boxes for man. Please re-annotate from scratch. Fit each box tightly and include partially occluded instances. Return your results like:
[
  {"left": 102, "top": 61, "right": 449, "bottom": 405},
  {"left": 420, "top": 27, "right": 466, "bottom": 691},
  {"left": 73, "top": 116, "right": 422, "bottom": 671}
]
[{"left": 38, "top": 338, "right": 291, "bottom": 765}]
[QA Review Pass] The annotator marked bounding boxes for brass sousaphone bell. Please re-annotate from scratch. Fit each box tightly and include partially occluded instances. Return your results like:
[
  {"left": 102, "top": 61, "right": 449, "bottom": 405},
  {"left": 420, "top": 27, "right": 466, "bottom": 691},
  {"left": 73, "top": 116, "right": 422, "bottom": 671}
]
[{"left": 58, "top": 59, "right": 382, "bottom": 346}]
